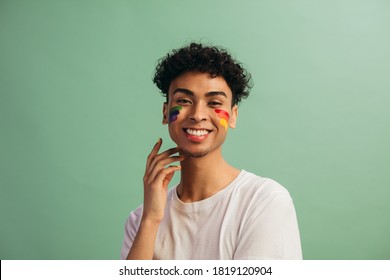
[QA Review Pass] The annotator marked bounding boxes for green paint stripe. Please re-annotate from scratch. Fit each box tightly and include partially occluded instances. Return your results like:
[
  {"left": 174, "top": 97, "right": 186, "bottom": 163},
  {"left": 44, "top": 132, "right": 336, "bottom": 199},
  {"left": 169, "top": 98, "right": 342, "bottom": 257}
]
[{"left": 169, "top": 106, "right": 182, "bottom": 112}]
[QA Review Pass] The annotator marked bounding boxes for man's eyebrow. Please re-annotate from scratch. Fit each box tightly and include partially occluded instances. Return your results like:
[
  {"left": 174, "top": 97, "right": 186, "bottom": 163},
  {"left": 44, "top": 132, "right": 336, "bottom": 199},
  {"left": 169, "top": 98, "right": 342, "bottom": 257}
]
[
  {"left": 205, "top": 91, "right": 227, "bottom": 98},
  {"left": 172, "top": 88, "right": 227, "bottom": 98},
  {"left": 172, "top": 88, "right": 194, "bottom": 96}
]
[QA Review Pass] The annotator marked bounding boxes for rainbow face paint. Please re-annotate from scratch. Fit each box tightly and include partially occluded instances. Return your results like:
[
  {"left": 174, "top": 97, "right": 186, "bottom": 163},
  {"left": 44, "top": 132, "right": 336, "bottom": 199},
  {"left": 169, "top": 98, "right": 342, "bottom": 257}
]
[
  {"left": 169, "top": 106, "right": 182, "bottom": 123},
  {"left": 215, "top": 109, "right": 230, "bottom": 130}
]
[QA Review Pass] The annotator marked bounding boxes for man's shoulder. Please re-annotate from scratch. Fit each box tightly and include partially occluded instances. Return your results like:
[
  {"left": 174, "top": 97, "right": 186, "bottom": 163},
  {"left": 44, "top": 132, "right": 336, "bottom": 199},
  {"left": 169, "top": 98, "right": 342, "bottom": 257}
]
[{"left": 236, "top": 170, "right": 290, "bottom": 197}]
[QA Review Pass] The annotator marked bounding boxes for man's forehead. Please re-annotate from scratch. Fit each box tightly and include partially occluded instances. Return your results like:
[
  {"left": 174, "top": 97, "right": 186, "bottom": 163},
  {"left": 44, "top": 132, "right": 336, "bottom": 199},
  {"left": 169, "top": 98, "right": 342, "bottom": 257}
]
[{"left": 168, "top": 72, "right": 232, "bottom": 98}]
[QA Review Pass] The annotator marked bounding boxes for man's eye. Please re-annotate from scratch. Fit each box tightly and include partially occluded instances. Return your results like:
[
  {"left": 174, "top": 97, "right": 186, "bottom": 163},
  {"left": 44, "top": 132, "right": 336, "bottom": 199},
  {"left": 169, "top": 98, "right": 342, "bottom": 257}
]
[
  {"left": 209, "top": 101, "right": 222, "bottom": 106},
  {"left": 177, "top": 99, "right": 190, "bottom": 104}
]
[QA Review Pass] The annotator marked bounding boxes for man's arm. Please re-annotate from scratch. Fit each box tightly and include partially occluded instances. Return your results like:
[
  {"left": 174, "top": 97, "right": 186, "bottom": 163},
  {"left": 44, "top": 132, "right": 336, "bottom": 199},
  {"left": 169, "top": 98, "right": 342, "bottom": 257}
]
[
  {"left": 126, "top": 219, "right": 160, "bottom": 259},
  {"left": 126, "top": 138, "right": 184, "bottom": 260}
]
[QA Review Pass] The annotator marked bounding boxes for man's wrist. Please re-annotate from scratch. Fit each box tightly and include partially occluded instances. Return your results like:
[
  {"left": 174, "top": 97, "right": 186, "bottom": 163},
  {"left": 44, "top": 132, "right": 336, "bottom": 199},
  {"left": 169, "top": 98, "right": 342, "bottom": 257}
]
[{"left": 140, "top": 216, "right": 162, "bottom": 229}]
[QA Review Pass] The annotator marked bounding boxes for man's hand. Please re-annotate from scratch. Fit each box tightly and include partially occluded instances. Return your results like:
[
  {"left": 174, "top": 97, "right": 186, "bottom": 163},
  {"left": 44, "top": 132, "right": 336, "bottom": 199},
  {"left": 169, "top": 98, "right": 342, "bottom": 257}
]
[
  {"left": 142, "top": 138, "right": 184, "bottom": 224},
  {"left": 127, "top": 138, "right": 184, "bottom": 260}
]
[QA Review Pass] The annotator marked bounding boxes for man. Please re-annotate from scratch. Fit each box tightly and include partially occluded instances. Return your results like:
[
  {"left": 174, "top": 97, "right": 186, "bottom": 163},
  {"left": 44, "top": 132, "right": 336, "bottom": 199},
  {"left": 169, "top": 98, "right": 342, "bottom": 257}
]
[{"left": 121, "top": 43, "right": 302, "bottom": 259}]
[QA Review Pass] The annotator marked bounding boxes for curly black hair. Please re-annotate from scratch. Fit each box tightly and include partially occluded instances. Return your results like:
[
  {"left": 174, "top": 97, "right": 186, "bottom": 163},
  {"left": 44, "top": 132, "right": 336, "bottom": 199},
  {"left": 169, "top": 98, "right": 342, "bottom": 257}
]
[{"left": 153, "top": 43, "right": 252, "bottom": 106}]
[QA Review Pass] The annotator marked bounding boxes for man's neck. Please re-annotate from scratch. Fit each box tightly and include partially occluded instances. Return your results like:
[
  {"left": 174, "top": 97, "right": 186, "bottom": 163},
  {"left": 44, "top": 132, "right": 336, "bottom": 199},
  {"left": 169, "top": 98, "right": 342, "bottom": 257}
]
[{"left": 177, "top": 151, "right": 240, "bottom": 203}]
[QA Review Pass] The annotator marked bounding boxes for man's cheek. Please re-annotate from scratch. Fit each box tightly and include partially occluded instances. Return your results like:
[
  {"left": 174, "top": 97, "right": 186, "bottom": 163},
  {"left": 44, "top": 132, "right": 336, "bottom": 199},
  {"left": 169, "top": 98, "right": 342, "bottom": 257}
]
[
  {"left": 214, "top": 109, "right": 230, "bottom": 131},
  {"left": 169, "top": 106, "right": 182, "bottom": 123}
]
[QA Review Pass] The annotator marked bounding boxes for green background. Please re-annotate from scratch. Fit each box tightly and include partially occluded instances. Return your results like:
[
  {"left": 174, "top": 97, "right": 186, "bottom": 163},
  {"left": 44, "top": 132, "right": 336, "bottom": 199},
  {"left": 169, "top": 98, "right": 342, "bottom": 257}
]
[{"left": 1, "top": 0, "right": 389, "bottom": 260}]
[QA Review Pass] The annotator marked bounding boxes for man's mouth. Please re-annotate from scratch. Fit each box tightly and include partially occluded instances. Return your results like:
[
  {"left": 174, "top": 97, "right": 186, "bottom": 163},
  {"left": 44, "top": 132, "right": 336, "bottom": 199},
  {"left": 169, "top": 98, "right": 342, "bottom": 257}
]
[{"left": 184, "top": 128, "right": 211, "bottom": 136}]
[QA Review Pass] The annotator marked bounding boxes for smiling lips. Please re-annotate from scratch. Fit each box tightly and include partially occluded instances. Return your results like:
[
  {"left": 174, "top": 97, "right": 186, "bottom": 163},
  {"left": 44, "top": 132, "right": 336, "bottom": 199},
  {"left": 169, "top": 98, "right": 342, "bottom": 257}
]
[
  {"left": 183, "top": 128, "right": 211, "bottom": 142},
  {"left": 185, "top": 128, "right": 210, "bottom": 136}
]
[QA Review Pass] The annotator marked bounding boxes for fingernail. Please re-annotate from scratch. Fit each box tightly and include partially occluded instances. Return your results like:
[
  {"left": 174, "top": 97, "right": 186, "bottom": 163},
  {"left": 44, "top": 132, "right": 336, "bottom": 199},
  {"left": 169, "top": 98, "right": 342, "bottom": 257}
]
[{"left": 156, "top": 138, "right": 161, "bottom": 145}]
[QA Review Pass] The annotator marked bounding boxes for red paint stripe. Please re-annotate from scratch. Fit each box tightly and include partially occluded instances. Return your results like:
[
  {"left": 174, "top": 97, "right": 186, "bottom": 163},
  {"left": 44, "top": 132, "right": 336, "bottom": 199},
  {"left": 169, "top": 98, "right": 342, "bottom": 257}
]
[{"left": 215, "top": 109, "right": 230, "bottom": 120}]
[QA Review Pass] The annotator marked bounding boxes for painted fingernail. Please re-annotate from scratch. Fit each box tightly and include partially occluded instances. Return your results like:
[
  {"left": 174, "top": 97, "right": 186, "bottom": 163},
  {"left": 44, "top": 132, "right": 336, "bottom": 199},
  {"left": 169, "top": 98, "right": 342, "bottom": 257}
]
[{"left": 155, "top": 138, "right": 161, "bottom": 145}]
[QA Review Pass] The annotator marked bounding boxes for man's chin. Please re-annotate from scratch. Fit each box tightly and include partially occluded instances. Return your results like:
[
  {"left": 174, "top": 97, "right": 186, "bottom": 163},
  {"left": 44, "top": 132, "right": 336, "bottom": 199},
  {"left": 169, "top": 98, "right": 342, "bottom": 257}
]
[{"left": 180, "top": 148, "right": 208, "bottom": 158}]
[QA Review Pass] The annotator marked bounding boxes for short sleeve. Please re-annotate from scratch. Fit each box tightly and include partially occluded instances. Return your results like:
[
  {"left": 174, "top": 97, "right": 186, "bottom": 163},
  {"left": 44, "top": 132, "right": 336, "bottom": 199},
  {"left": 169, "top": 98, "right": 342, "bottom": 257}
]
[
  {"left": 120, "top": 206, "right": 143, "bottom": 260},
  {"left": 233, "top": 189, "right": 302, "bottom": 260}
]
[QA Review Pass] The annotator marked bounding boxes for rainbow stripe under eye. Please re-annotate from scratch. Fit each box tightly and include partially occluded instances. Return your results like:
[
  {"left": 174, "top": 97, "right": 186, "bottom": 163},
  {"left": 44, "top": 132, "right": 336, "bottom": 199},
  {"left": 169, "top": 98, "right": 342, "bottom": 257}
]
[
  {"left": 215, "top": 109, "right": 230, "bottom": 130},
  {"left": 169, "top": 106, "right": 182, "bottom": 123}
]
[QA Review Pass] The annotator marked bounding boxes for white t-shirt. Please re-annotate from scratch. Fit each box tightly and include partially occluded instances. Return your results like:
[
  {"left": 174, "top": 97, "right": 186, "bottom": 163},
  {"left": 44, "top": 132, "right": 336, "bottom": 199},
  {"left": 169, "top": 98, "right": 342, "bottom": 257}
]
[{"left": 121, "top": 170, "right": 302, "bottom": 259}]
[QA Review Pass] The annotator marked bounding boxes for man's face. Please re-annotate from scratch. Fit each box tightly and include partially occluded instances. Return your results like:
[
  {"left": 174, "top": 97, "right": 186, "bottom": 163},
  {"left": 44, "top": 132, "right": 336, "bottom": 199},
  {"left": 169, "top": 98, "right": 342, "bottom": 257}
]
[{"left": 163, "top": 71, "right": 238, "bottom": 158}]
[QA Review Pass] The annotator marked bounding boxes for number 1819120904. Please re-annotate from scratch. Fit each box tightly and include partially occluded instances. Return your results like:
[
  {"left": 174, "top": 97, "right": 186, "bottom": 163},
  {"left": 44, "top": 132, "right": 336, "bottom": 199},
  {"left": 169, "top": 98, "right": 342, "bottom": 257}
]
[{"left": 212, "top": 266, "right": 272, "bottom": 276}]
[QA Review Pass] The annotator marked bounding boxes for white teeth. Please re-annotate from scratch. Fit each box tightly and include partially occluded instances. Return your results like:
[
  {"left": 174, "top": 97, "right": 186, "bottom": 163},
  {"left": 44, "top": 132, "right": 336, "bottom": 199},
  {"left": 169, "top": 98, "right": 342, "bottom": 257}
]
[{"left": 185, "top": 129, "right": 209, "bottom": 136}]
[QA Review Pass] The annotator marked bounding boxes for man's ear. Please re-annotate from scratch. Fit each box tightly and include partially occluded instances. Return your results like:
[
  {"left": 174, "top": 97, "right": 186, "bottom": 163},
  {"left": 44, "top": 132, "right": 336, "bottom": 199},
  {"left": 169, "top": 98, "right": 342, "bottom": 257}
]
[
  {"left": 162, "top": 102, "right": 168, "bottom": 125},
  {"left": 229, "top": 105, "right": 238, "bottom": 129}
]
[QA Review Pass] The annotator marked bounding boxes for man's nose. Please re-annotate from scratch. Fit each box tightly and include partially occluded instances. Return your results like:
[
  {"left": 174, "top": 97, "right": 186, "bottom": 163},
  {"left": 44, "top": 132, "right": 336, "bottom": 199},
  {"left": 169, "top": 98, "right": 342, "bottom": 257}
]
[{"left": 189, "top": 104, "right": 208, "bottom": 123}]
